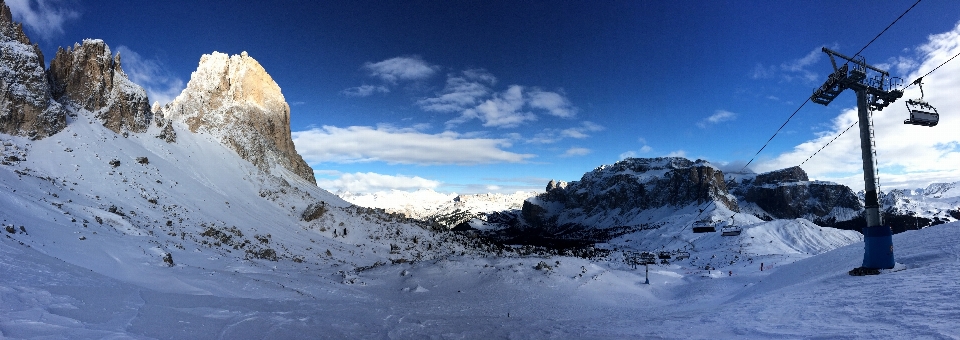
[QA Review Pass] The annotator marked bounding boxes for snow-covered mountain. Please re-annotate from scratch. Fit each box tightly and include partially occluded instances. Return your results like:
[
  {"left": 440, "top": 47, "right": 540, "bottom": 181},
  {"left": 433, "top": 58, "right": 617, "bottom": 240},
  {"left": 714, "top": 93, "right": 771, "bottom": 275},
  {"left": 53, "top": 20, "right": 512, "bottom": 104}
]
[
  {"left": 0, "top": 0, "right": 483, "bottom": 303},
  {"left": 726, "top": 165, "right": 862, "bottom": 225},
  {"left": 2, "top": 2, "right": 959, "bottom": 337},
  {"left": 340, "top": 189, "right": 537, "bottom": 229}
]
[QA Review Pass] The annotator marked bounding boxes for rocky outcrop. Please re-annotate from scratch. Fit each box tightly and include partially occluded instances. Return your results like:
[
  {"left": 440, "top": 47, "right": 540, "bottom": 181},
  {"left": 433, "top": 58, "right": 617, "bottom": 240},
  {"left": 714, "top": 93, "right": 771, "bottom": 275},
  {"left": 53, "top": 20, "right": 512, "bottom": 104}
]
[
  {"left": 48, "top": 39, "right": 151, "bottom": 133},
  {"left": 0, "top": 0, "right": 66, "bottom": 138},
  {"left": 163, "top": 52, "right": 315, "bottom": 184},
  {"left": 522, "top": 157, "right": 739, "bottom": 235},
  {"left": 728, "top": 166, "right": 861, "bottom": 223}
]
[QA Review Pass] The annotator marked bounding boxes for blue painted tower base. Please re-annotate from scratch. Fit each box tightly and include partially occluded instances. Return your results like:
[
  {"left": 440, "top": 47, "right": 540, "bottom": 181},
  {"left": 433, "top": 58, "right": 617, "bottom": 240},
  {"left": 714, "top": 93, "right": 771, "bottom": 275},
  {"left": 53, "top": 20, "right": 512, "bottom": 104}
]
[{"left": 862, "top": 225, "right": 895, "bottom": 269}]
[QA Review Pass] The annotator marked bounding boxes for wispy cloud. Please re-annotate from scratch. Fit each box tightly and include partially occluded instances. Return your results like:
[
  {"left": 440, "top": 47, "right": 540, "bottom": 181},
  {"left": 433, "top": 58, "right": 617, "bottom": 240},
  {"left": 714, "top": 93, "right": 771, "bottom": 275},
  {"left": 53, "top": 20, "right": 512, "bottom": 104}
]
[
  {"left": 341, "top": 84, "right": 389, "bottom": 97},
  {"left": 560, "top": 147, "right": 591, "bottom": 157},
  {"left": 619, "top": 138, "right": 653, "bottom": 159},
  {"left": 5, "top": 0, "right": 79, "bottom": 41},
  {"left": 528, "top": 121, "right": 604, "bottom": 144},
  {"left": 666, "top": 150, "right": 687, "bottom": 158},
  {"left": 363, "top": 56, "right": 439, "bottom": 84},
  {"left": 417, "top": 69, "right": 495, "bottom": 112},
  {"left": 697, "top": 109, "right": 737, "bottom": 128},
  {"left": 115, "top": 46, "right": 185, "bottom": 105},
  {"left": 528, "top": 88, "right": 576, "bottom": 118},
  {"left": 453, "top": 85, "right": 535, "bottom": 128},
  {"left": 751, "top": 46, "right": 829, "bottom": 84},
  {"left": 757, "top": 22, "right": 960, "bottom": 190},
  {"left": 292, "top": 125, "right": 535, "bottom": 165},
  {"left": 316, "top": 172, "right": 440, "bottom": 193}
]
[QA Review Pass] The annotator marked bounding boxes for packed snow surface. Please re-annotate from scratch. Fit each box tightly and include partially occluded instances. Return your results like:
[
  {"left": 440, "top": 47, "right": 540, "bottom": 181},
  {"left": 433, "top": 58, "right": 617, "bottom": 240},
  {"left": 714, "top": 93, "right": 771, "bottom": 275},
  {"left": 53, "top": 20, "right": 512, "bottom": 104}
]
[
  {"left": 2, "top": 107, "right": 959, "bottom": 339},
  {"left": 3, "top": 214, "right": 959, "bottom": 338}
]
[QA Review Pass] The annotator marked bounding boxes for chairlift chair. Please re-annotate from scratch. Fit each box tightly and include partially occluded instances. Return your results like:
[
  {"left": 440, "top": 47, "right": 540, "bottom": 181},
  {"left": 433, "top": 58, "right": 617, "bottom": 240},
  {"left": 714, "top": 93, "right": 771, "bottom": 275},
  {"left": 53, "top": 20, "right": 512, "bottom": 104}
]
[
  {"left": 721, "top": 225, "right": 742, "bottom": 236},
  {"left": 904, "top": 78, "right": 940, "bottom": 127},
  {"left": 691, "top": 220, "right": 717, "bottom": 233},
  {"left": 904, "top": 99, "right": 939, "bottom": 127}
]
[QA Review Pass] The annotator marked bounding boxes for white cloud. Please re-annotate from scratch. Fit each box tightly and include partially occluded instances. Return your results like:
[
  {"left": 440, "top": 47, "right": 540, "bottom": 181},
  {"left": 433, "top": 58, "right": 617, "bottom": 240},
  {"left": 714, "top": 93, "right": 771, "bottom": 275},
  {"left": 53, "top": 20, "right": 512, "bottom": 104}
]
[
  {"left": 752, "top": 46, "right": 832, "bottom": 84},
  {"left": 780, "top": 47, "right": 821, "bottom": 72},
  {"left": 317, "top": 172, "right": 440, "bottom": 193},
  {"left": 363, "top": 56, "right": 438, "bottom": 83},
  {"left": 455, "top": 85, "right": 535, "bottom": 128},
  {"left": 528, "top": 121, "right": 604, "bottom": 144},
  {"left": 697, "top": 109, "right": 737, "bottom": 128},
  {"left": 560, "top": 147, "right": 591, "bottom": 157},
  {"left": 5, "top": 0, "right": 79, "bottom": 41},
  {"left": 417, "top": 69, "right": 495, "bottom": 112},
  {"left": 619, "top": 137, "right": 654, "bottom": 159},
  {"left": 757, "top": 22, "right": 960, "bottom": 191},
  {"left": 528, "top": 88, "right": 576, "bottom": 118},
  {"left": 666, "top": 150, "right": 687, "bottom": 157},
  {"left": 420, "top": 70, "right": 579, "bottom": 128},
  {"left": 292, "top": 125, "right": 535, "bottom": 165},
  {"left": 115, "top": 46, "right": 185, "bottom": 105},
  {"left": 341, "top": 84, "right": 389, "bottom": 97}
]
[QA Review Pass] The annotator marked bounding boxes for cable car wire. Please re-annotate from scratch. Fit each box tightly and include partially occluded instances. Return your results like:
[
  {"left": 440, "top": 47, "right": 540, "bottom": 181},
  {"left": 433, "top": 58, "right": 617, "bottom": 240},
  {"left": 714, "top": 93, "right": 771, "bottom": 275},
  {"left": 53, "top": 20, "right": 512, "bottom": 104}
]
[
  {"left": 799, "top": 120, "right": 858, "bottom": 166},
  {"left": 739, "top": 0, "right": 922, "bottom": 173},
  {"left": 902, "top": 49, "right": 960, "bottom": 91},
  {"left": 800, "top": 46, "right": 960, "bottom": 165}
]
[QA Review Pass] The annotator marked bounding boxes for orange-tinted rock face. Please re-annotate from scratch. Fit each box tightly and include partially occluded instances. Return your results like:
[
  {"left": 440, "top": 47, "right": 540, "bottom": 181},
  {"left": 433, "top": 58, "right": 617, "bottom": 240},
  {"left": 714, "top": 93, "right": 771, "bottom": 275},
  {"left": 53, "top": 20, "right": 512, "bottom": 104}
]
[{"left": 164, "top": 52, "right": 315, "bottom": 184}]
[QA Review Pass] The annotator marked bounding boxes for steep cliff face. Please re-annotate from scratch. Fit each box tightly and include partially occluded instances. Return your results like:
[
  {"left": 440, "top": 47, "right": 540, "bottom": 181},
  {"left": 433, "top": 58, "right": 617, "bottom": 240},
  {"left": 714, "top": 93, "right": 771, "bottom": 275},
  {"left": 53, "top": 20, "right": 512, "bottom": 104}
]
[
  {"left": 163, "top": 52, "right": 315, "bottom": 184},
  {"left": 48, "top": 39, "right": 151, "bottom": 134},
  {"left": 728, "top": 166, "right": 862, "bottom": 223},
  {"left": 521, "top": 157, "right": 739, "bottom": 237},
  {"left": 0, "top": 0, "right": 66, "bottom": 138}
]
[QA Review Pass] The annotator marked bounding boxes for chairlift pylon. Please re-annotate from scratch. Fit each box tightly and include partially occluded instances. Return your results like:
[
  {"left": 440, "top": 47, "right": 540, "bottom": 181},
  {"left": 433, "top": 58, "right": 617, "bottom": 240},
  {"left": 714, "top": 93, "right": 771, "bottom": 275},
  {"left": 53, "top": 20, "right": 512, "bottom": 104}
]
[{"left": 904, "top": 78, "right": 939, "bottom": 127}]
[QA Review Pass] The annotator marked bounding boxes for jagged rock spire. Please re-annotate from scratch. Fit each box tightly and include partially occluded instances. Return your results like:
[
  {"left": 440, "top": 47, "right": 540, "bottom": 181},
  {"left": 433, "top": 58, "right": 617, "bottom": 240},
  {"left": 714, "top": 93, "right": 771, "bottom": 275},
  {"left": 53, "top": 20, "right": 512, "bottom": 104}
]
[
  {"left": 0, "top": 0, "right": 67, "bottom": 139},
  {"left": 48, "top": 39, "right": 152, "bottom": 134}
]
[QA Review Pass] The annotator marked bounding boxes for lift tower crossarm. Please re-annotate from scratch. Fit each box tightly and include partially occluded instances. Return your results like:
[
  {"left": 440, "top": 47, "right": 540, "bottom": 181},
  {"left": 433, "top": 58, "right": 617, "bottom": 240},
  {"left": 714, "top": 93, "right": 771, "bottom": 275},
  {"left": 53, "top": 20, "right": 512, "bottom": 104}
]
[{"left": 822, "top": 47, "right": 890, "bottom": 76}]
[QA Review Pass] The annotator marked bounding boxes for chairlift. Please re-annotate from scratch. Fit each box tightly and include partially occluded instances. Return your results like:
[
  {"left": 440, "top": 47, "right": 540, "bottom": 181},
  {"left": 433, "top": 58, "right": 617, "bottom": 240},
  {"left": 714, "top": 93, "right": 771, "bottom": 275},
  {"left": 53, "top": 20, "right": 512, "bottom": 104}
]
[
  {"left": 721, "top": 225, "right": 742, "bottom": 236},
  {"left": 691, "top": 219, "right": 717, "bottom": 233},
  {"left": 720, "top": 214, "right": 741, "bottom": 236},
  {"left": 675, "top": 251, "right": 691, "bottom": 260},
  {"left": 904, "top": 78, "right": 939, "bottom": 127},
  {"left": 640, "top": 252, "right": 657, "bottom": 265}
]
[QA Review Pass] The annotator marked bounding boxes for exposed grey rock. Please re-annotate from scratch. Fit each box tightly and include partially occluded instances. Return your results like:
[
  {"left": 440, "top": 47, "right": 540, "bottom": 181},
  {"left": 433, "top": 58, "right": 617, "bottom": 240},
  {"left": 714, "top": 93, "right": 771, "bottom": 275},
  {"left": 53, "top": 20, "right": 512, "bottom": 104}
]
[
  {"left": 522, "top": 157, "right": 739, "bottom": 236},
  {"left": 0, "top": 0, "right": 66, "bottom": 139},
  {"left": 48, "top": 39, "right": 152, "bottom": 134},
  {"left": 728, "top": 166, "right": 861, "bottom": 223}
]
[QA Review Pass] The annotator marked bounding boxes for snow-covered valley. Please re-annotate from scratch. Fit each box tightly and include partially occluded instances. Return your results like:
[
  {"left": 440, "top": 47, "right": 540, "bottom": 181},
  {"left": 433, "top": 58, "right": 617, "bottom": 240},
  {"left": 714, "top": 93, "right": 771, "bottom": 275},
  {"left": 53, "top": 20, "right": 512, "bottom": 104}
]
[{"left": 4, "top": 3, "right": 960, "bottom": 337}]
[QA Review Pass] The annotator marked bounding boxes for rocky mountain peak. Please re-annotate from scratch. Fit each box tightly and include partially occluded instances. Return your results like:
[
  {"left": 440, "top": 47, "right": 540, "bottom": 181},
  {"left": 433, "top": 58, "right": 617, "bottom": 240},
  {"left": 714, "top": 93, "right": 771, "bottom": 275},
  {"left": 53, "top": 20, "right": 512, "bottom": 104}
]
[
  {"left": 522, "top": 157, "right": 739, "bottom": 238},
  {"left": 48, "top": 39, "right": 152, "bottom": 134},
  {"left": 163, "top": 51, "right": 315, "bottom": 184},
  {"left": 753, "top": 166, "right": 808, "bottom": 186},
  {"left": 0, "top": 0, "right": 66, "bottom": 139}
]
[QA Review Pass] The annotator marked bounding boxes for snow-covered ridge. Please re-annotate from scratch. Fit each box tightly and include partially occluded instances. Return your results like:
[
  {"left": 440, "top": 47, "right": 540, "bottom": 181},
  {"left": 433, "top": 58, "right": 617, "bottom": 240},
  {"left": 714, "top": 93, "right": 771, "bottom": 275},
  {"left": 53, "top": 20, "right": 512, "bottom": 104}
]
[{"left": 340, "top": 189, "right": 538, "bottom": 220}]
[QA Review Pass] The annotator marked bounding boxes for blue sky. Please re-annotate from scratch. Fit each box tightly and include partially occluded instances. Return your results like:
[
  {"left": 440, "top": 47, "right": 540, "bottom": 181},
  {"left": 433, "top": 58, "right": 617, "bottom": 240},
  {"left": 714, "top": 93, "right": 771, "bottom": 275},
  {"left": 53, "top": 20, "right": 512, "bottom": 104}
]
[{"left": 10, "top": 0, "right": 960, "bottom": 194}]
